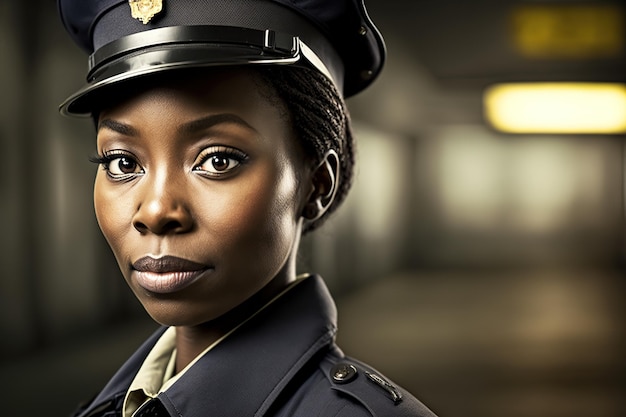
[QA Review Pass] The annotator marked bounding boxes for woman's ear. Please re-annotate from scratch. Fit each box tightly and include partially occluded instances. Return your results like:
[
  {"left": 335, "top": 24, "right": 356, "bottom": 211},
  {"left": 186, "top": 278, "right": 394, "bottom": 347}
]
[{"left": 302, "top": 150, "right": 340, "bottom": 222}]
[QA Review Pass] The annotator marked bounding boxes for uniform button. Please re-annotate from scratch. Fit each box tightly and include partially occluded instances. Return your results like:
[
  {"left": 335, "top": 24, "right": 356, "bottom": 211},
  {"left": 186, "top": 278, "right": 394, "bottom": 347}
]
[{"left": 331, "top": 362, "right": 358, "bottom": 384}]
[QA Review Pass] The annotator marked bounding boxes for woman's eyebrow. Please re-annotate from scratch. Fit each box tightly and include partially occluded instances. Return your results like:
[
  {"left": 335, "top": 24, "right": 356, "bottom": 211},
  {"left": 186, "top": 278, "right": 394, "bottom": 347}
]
[
  {"left": 180, "top": 113, "right": 257, "bottom": 134},
  {"left": 97, "top": 119, "right": 137, "bottom": 136}
]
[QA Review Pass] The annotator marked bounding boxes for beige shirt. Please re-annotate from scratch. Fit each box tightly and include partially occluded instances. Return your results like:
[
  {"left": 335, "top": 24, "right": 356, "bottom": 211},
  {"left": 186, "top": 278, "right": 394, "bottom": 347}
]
[
  {"left": 122, "top": 275, "right": 309, "bottom": 417},
  {"left": 122, "top": 327, "right": 178, "bottom": 417}
]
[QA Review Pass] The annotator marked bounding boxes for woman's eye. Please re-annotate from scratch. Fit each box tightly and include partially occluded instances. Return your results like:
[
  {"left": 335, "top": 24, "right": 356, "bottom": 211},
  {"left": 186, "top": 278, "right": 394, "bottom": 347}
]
[
  {"left": 194, "top": 149, "right": 247, "bottom": 177},
  {"left": 91, "top": 152, "right": 144, "bottom": 179},
  {"left": 108, "top": 156, "right": 142, "bottom": 176}
]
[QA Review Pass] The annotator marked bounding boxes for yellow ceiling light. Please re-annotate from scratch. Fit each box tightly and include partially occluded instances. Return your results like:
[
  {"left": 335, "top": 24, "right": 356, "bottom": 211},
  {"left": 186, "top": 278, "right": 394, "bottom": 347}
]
[{"left": 484, "top": 83, "right": 626, "bottom": 134}]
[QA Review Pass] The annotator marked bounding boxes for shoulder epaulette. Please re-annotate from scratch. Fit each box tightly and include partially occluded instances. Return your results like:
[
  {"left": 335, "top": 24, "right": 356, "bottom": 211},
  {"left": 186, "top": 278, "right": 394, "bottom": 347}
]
[{"left": 320, "top": 356, "right": 438, "bottom": 417}]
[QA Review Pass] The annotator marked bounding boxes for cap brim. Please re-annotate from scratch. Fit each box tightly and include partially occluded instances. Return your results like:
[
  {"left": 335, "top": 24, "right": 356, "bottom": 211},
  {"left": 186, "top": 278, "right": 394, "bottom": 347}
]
[{"left": 60, "top": 25, "right": 341, "bottom": 116}]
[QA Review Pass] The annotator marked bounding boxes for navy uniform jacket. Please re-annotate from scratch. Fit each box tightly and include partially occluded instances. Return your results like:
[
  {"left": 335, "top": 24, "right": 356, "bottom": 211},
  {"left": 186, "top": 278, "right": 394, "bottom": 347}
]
[{"left": 72, "top": 275, "right": 438, "bottom": 417}]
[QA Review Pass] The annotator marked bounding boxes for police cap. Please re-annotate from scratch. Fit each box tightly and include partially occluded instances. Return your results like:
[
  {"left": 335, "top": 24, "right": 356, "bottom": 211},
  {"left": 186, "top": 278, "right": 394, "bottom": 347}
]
[{"left": 57, "top": 0, "right": 386, "bottom": 116}]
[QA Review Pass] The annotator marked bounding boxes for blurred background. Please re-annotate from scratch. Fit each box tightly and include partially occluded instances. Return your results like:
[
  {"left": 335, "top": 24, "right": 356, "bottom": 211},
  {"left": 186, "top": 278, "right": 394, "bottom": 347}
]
[{"left": 1, "top": 0, "right": 625, "bottom": 416}]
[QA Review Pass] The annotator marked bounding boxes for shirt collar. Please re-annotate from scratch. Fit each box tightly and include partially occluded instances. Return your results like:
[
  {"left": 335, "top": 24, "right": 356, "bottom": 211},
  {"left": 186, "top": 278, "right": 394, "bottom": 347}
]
[{"left": 123, "top": 327, "right": 177, "bottom": 417}]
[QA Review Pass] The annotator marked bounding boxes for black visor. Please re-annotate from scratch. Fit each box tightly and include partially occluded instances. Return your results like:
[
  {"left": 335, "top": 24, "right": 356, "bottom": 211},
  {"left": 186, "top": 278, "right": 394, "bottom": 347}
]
[{"left": 59, "top": 25, "right": 341, "bottom": 116}]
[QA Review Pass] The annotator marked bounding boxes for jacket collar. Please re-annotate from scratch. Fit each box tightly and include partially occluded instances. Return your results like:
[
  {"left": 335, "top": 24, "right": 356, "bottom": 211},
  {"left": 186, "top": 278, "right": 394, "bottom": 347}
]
[{"left": 80, "top": 274, "right": 337, "bottom": 417}]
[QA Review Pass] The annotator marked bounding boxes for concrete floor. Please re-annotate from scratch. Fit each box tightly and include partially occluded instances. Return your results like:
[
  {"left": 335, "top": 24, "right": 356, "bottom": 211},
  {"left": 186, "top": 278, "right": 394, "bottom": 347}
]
[{"left": 1, "top": 267, "right": 624, "bottom": 417}]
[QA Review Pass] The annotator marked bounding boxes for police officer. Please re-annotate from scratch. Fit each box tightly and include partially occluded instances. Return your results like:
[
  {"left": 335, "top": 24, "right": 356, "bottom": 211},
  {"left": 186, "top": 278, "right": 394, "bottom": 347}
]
[{"left": 57, "top": 1, "right": 439, "bottom": 416}]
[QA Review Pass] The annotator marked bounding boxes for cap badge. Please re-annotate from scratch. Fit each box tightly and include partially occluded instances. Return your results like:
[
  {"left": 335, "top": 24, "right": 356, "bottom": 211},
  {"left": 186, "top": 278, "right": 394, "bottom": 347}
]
[{"left": 128, "top": 0, "right": 163, "bottom": 24}]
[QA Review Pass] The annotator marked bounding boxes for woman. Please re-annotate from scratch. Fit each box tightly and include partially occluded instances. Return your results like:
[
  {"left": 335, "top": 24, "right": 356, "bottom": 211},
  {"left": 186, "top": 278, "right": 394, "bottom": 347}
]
[{"left": 58, "top": 1, "right": 438, "bottom": 416}]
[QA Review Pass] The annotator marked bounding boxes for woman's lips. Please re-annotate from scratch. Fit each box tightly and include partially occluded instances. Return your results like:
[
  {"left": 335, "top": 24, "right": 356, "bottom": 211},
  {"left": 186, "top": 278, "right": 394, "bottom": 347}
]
[{"left": 132, "top": 255, "right": 211, "bottom": 294}]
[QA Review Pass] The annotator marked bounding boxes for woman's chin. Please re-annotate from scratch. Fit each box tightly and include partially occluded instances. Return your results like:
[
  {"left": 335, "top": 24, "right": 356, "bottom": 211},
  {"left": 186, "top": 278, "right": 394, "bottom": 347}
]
[{"left": 140, "top": 300, "right": 227, "bottom": 328}]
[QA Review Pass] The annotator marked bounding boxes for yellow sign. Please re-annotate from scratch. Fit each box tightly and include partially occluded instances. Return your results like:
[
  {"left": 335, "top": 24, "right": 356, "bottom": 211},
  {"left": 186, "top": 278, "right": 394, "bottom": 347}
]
[
  {"left": 129, "top": 0, "right": 163, "bottom": 24},
  {"left": 511, "top": 4, "right": 623, "bottom": 58}
]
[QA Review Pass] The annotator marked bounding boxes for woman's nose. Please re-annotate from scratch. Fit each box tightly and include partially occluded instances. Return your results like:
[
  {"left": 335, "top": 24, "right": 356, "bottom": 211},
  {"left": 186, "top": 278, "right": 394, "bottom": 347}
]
[{"left": 132, "top": 177, "right": 194, "bottom": 235}]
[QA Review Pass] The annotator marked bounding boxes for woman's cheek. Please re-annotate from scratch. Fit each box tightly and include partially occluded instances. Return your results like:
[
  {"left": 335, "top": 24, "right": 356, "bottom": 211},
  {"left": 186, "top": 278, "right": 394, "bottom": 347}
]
[{"left": 94, "top": 181, "right": 130, "bottom": 247}]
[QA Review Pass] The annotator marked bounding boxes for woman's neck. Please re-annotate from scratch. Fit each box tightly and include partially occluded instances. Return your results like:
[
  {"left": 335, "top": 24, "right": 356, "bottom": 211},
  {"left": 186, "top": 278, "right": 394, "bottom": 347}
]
[{"left": 173, "top": 267, "right": 297, "bottom": 373}]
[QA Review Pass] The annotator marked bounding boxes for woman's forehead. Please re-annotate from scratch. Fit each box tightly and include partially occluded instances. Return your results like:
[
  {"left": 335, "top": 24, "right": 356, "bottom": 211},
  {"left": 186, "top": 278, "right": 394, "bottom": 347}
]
[
  {"left": 95, "top": 68, "right": 303, "bottom": 157},
  {"left": 98, "top": 67, "right": 280, "bottom": 117}
]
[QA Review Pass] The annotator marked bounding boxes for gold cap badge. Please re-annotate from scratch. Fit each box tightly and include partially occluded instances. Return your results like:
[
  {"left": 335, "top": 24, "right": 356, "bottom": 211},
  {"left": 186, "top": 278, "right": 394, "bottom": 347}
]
[{"left": 129, "top": 0, "right": 163, "bottom": 24}]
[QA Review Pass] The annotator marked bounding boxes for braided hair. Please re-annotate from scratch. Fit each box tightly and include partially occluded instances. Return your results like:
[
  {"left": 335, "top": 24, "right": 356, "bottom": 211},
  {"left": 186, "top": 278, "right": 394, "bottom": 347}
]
[{"left": 255, "top": 66, "right": 356, "bottom": 234}]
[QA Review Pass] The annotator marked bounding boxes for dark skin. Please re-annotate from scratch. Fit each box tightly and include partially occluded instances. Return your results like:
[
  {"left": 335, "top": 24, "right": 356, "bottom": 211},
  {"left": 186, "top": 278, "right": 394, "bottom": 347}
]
[{"left": 93, "top": 69, "right": 338, "bottom": 372}]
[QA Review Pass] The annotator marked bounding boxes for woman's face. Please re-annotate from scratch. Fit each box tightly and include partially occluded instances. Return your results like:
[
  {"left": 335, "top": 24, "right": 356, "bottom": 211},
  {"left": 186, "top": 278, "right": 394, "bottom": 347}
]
[{"left": 94, "top": 69, "right": 310, "bottom": 326}]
